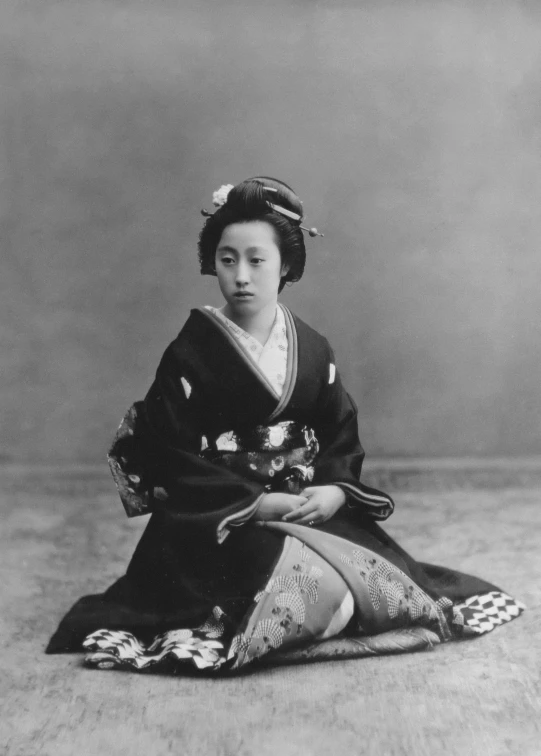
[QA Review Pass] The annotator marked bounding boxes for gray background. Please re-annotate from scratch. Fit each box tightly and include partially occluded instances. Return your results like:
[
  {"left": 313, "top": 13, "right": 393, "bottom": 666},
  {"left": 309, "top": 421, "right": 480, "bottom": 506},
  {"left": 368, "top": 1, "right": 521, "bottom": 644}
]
[{"left": 2, "top": 0, "right": 540, "bottom": 462}]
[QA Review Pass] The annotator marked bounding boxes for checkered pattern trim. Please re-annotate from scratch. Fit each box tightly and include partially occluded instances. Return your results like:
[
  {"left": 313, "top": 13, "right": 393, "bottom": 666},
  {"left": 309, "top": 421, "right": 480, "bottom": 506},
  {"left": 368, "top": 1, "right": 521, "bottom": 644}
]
[
  {"left": 82, "top": 621, "right": 228, "bottom": 672},
  {"left": 80, "top": 592, "right": 525, "bottom": 674},
  {"left": 452, "top": 591, "right": 525, "bottom": 635}
]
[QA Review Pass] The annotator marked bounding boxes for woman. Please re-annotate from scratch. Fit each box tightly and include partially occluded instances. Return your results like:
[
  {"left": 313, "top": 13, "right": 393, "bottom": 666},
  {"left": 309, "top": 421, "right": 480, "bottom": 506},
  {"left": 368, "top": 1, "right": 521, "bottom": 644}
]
[{"left": 47, "top": 177, "right": 523, "bottom": 672}]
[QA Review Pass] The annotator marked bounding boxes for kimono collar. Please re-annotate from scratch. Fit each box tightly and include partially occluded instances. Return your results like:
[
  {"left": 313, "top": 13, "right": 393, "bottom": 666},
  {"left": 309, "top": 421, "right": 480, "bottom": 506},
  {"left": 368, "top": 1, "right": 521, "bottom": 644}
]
[{"left": 195, "top": 305, "right": 298, "bottom": 423}]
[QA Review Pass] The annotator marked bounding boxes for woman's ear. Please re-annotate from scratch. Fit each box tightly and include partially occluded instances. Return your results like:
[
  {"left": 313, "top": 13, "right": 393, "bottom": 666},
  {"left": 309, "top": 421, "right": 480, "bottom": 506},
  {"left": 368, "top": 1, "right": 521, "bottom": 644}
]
[{"left": 280, "top": 262, "right": 291, "bottom": 278}]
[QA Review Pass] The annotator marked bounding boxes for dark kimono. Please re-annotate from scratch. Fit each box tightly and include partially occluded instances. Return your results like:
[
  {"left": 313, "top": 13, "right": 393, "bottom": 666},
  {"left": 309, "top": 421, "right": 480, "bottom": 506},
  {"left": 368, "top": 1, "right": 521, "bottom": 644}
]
[{"left": 47, "top": 306, "right": 523, "bottom": 672}]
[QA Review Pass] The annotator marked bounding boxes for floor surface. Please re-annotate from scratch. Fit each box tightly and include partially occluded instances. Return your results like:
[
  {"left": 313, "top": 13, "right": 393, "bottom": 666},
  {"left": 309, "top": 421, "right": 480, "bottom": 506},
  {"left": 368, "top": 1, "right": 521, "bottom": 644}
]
[{"left": 2, "top": 463, "right": 540, "bottom": 756}]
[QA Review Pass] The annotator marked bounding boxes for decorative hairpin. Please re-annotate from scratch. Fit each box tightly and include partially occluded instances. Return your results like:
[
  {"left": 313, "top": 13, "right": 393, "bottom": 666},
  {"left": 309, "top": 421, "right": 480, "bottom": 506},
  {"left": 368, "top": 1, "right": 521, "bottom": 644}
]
[
  {"left": 212, "top": 184, "right": 234, "bottom": 208},
  {"left": 200, "top": 183, "right": 324, "bottom": 238},
  {"left": 266, "top": 202, "right": 323, "bottom": 237}
]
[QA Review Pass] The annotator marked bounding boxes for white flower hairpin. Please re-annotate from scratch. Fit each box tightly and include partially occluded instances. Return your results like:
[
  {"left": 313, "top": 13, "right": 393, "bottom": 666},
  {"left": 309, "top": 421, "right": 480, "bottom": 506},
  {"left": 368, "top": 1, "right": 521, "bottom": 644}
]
[
  {"left": 201, "top": 182, "right": 323, "bottom": 237},
  {"left": 212, "top": 184, "right": 234, "bottom": 208}
]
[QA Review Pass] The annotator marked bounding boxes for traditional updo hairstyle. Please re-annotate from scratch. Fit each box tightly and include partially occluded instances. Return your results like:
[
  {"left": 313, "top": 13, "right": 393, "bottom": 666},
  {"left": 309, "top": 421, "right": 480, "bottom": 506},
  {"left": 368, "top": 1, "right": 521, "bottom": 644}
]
[{"left": 198, "top": 177, "right": 306, "bottom": 292}]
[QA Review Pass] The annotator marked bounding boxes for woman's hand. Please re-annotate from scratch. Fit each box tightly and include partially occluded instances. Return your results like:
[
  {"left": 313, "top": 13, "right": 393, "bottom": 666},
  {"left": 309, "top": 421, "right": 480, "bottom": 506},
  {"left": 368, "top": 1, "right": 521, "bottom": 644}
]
[
  {"left": 281, "top": 485, "right": 346, "bottom": 526},
  {"left": 253, "top": 492, "right": 308, "bottom": 522}
]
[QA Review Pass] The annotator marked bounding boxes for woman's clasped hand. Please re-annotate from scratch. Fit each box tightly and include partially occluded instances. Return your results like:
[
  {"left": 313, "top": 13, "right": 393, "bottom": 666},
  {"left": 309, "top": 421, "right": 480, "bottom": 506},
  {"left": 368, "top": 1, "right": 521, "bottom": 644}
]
[{"left": 254, "top": 485, "right": 346, "bottom": 526}]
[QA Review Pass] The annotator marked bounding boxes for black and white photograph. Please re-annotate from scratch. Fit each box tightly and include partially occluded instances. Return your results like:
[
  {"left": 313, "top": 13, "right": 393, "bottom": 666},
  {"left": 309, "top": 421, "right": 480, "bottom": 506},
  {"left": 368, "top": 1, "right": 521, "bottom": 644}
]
[{"left": 2, "top": 1, "right": 540, "bottom": 755}]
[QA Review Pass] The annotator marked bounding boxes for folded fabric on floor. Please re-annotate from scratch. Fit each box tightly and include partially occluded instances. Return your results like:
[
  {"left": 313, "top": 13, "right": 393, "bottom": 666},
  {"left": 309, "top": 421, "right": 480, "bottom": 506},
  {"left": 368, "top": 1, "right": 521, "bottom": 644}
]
[
  {"left": 82, "top": 589, "right": 524, "bottom": 674},
  {"left": 81, "top": 523, "right": 525, "bottom": 677}
]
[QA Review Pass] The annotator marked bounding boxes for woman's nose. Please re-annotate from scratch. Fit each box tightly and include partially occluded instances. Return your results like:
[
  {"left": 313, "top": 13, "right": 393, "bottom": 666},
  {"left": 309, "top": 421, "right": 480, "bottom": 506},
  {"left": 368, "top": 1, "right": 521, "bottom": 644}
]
[{"left": 235, "top": 262, "right": 250, "bottom": 285}]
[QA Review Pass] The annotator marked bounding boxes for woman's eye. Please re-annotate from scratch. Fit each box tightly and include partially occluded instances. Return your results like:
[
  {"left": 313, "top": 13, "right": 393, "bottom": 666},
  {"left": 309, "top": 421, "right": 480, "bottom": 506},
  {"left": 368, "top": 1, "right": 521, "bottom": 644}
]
[
  {"left": 220, "top": 257, "right": 234, "bottom": 265},
  {"left": 251, "top": 258, "right": 264, "bottom": 265}
]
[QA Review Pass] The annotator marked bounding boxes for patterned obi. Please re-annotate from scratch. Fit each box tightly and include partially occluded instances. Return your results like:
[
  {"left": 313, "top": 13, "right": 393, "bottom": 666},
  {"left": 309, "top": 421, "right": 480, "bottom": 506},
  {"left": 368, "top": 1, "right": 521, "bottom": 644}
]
[{"left": 200, "top": 421, "right": 320, "bottom": 494}]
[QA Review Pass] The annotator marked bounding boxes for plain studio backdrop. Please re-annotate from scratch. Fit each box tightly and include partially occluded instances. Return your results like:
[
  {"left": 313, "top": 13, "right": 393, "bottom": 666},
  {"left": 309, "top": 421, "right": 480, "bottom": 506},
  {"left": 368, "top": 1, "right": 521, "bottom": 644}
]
[{"left": 2, "top": 0, "right": 541, "bottom": 463}]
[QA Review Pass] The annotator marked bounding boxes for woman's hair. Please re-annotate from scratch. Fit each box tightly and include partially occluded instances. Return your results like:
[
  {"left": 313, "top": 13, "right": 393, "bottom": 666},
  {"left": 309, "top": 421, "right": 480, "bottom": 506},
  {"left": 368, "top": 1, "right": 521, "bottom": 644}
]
[{"left": 198, "top": 177, "right": 306, "bottom": 292}]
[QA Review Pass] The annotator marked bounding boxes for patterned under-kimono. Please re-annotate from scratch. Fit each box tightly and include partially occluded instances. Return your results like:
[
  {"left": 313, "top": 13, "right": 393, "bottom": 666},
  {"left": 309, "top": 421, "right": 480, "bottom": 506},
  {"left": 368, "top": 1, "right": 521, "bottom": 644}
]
[{"left": 47, "top": 304, "right": 524, "bottom": 673}]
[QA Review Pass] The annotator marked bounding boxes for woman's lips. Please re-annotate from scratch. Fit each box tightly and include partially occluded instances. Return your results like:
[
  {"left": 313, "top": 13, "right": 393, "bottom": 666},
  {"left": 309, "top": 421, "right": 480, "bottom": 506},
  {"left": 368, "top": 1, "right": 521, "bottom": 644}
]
[{"left": 234, "top": 292, "right": 254, "bottom": 298}]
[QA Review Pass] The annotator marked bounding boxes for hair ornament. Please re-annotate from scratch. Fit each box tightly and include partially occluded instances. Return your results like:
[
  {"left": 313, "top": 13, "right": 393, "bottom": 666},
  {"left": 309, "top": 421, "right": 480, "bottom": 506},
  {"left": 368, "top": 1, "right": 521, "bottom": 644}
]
[
  {"left": 212, "top": 184, "right": 234, "bottom": 208},
  {"left": 266, "top": 201, "right": 323, "bottom": 237},
  {"left": 200, "top": 182, "right": 323, "bottom": 237}
]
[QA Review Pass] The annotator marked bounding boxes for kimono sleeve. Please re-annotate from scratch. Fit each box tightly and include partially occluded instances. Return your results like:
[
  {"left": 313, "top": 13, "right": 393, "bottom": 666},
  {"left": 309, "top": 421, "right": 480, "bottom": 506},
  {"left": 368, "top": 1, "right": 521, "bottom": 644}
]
[
  {"left": 112, "top": 342, "right": 265, "bottom": 544},
  {"left": 311, "top": 343, "right": 394, "bottom": 521}
]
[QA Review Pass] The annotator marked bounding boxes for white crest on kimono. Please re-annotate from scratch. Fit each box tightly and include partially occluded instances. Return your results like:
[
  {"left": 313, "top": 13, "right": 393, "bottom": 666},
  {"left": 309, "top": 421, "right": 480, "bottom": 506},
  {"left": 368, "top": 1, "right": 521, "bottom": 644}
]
[
  {"left": 200, "top": 435, "right": 209, "bottom": 452},
  {"left": 268, "top": 425, "right": 285, "bottom": 448},
  {"left": 212, "top": 183, "right": 234, "bottom": 207},
  {"left": 328, "top": 363, "right": 336, "bottom": 384},
  {"left": 180, "top": 376, "right": 192, "bottom": 398},
  {"left": 216, "top": 430, "right": 239, "bottom": 452}
]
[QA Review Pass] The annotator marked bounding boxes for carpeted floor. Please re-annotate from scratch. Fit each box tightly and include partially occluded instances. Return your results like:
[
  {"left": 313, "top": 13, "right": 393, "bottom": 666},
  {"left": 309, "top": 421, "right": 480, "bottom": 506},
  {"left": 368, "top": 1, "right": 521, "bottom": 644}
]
[{"left": 1, "top": 463, "right": 540, "bottom": 756}]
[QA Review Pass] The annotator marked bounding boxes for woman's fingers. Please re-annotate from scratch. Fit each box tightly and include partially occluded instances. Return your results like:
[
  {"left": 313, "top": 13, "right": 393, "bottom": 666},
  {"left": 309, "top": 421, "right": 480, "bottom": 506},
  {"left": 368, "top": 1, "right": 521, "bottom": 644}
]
[
  {"left": 265, "top": 493, "right": 307, "bottom": 507},
  {"left": 294, "top": 514, "right": 322, "bottom": 526},
  {"left": 282, "top": 502, "right": 317, "bottom": 522},
  {"left": 289, "top": 494, "right": 309, "bottom": 508}
]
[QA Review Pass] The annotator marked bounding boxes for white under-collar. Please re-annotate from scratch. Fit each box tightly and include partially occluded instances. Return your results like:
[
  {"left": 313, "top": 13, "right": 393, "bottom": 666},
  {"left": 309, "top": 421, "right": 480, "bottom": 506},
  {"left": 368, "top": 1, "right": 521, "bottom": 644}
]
[{"left": 204, "top": 305, "right": 288, "bottom": 396}]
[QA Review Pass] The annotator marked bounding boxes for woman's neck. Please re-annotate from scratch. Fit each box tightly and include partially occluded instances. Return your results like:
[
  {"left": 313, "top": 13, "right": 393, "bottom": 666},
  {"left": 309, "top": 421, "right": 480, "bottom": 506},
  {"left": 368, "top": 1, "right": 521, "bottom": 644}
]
[{"left": 222, "top": 300, "right": 278, "bottom": 345}]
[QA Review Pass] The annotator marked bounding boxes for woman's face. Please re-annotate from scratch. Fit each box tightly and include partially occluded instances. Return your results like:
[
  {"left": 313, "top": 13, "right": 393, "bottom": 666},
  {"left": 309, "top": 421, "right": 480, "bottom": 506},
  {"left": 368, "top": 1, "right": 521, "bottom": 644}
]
[{"left": 215, "top": 221, "right": 288, "bottom": 317}]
